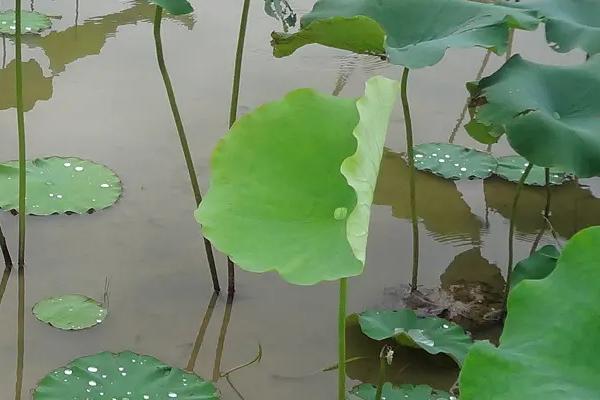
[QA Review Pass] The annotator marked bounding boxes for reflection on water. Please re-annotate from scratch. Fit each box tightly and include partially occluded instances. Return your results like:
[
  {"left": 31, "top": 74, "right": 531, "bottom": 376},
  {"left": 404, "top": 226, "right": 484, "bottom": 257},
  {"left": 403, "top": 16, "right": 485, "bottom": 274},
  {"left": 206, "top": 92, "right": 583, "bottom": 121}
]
[
  {"left": 440, "top": 247, "right": 504, "bottom": 293},
  {"left": 375, "top": 149, "right": 483, "bottom": 246},
  {"left": 0, "top": 60, "right": 52, "bottom": 111}
]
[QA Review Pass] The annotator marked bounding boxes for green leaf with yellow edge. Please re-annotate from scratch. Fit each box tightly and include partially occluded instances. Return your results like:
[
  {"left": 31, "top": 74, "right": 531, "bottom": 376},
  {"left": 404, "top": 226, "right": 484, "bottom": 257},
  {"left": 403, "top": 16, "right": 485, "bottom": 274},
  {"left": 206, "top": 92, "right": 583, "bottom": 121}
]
[
  {"left": 196, "top": 76, "right": 398, "bottom": 285},
  {"left": 271, "top": 0, "right": 539, "bottom": 68},
  {"left": 460, "top": 227, "right": 600, "bottom": 400}
]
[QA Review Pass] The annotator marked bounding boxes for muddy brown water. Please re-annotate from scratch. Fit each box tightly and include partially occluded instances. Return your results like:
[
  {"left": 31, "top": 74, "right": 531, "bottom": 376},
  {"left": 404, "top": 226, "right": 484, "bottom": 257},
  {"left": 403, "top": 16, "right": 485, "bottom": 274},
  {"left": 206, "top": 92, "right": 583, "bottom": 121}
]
[{"left": 0, "top": 0, "right": 597, "bottom": 398}]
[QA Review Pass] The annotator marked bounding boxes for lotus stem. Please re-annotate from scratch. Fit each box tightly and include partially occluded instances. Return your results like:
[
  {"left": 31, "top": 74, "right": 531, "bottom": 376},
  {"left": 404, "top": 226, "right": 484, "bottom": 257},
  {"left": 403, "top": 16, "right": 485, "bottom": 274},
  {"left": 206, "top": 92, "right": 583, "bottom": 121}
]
[
  {"left": 0, "top": 266, "right": 10, "bottom": 308},
  {"left": 15, "top": 265, "right": 24, "bottom": 400},
  {"left": 14, "top": 0, "right": 26, "bottom": 269},
  {"left": 530, "top": 167, "right": 552, "bottom": 255},
  {"left": 186, "top": 292, "right": 219, "bottom": 372},
  {"left": 338, "top": 277, "right": 348, "bottom": 400},
  {"left": 152, "top": 6, "right": 221, "bottom": 293},
  {"left": 225, "top": 0, "right": 251, "bottom": 295},
  {"left": 0, "top": 222, "right": 12, "bottom": 269},
  {"left": 212, "top": 293, "right": 235, "bottom": 381},
  {"left": 505, "top": 163, "right": 533, "bottom": 304},
  {"left": 375, "top": 346, "right": 391, "bottom": 400},
  {"left": 401, "top": 68, "right": 420, "bottom": 292}
]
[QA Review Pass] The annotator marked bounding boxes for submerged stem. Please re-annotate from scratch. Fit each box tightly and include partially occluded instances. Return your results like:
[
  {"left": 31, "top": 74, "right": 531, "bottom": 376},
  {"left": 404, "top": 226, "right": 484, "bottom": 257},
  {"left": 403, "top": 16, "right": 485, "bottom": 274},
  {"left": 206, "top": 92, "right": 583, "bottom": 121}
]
[
  {"left": 401, "top": 68, "right": 419, "bottom": 292},
  {"left": 15, "top": 265, "right": 24, "bottom": 400},
  {"left": 505, "top": 163, "right": 533, "bottom": 304},
  {"left": 212, "top": 293, "right": 235, "bottom": 381},
  {"left": 338, "top": 277, "right": 347, "bottom": 400},
  {"left": 186, "top": 292, "right": 219, "bottom": 372},
  {"left": 152, "top": 6, "right": 220, "bottom": 292}
]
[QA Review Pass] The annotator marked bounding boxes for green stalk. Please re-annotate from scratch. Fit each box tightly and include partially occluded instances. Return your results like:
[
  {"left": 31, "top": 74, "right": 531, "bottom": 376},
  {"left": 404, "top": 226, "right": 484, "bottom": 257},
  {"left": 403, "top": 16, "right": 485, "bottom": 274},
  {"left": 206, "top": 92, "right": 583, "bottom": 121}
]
[
  {"left": 153, "top": 6, "right": 220, "bottom": 292},
  {"left": 530, "top": 167, "right": 551, "bottom": 255},
  {"left": 226, "top": 0, "right": 251, "bottom": 294},
  {"left": 15, "top": 0, "right": 26, "bottom": 269},
  {"left": 338, "top": 277, "right": 347, "bottom": 400},
  {"left": 505, "top": 163, "right": 533, "bottom": 304},
  {"left": 186, "top": 292, "right": 219, "bottom": 372},
  {"left": 400, "top": 68, "right": 419, "bottom": 292},
  {"left": 374, "top": 351, "right": 386, "bottom": 400},
  {"left": 212, "top": 293, "right": 235, "bottom": 381},
  {"left": 0, "top": 222, "right": 12, "bottom": 269}
]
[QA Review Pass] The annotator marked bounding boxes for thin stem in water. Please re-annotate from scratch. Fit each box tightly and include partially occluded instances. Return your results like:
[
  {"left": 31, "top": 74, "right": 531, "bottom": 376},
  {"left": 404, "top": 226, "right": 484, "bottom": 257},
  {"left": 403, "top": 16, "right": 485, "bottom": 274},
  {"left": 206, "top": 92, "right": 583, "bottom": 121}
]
[
  {"left": 15, "top": 0, "right": 26, "bottom": 269},
  {"left": 375, "top": 346, "right": 392, "bottom": 400},
  {"left": 225, "top": 0, "right": 251, "bottom": 295},
  {"left": 186, "top": 292, "right": 219, "bottom": 372},
  {"left": 530, "top": 167, "right": 552, "bottom": 255},
  {"left": 153, "top": 6, "right": 220, "bottom": 292},
  {"left": 0, "top": 222, "right": 13, "bottom": 269},
  {"left": 505, "top": 163, "right": 533, "bottom": 304},
  {"left": 15, "top": 265, "right": 24, "bottom": 400},
  {"left": 401, "top": 68, "right": 419, "bottom": 292},
  {"left": 212, "top": 293, "right": 235, "bottom": 381},
  {"left": 338, "top": 277, "right": 347, "bottom": 400}
]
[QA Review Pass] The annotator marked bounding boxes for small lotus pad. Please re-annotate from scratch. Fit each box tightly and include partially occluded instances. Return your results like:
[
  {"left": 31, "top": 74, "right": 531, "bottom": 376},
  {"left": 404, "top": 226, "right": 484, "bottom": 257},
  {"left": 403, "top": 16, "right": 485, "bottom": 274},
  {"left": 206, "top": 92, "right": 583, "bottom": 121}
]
[
  {"left": 413, "top": 143, "right": 497, "bottom": 180},
  {"left": 496, "top": 155, "right": 573, "bottom": 186},
  {"left": 0, "top": 157, "right": 122, "bottom": 215},
  {"left": 350, "top": 383, "right": 452, "bottom": 400},
  {"left": 33, "top": 294, "right": 107, "bottom": 330},
  {"left": 358, "top": 309, "right": 474, "bottom": 365},
  {"left": 0, "top": 11, "right": 51, "bottom": 35},
  {"left": 33, "top": 351, "right": 220, "bottom": 399}
]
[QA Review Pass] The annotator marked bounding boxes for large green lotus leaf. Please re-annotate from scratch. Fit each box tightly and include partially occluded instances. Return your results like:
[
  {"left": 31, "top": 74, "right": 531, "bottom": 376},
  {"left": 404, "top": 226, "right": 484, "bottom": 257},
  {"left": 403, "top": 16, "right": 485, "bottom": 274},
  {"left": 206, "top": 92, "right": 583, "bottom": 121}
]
[
  {"left": 460, "top": 226, "right": 600, "bottom": 400},
  {"left": 495, "top": 155, "right": 573, "bottom": 186},
  {"left": 468, "top": 55, "right": 600, "bottom": 177},
  {"left": 149, "top": 0, "right": 193, "bottom": 15},
  {"left": 33, "top": 351, "right": 219, "bottom": 399},
  {"left": 196, "top": 76, "right": 398, "bottom": 285},
  {"left": 350, "top": 382, "right": 452, "bottom": 400},
  {"left": 413, "top": 143, "right": 497, "bottom": 180},
  {"left": 510, "top": 245, "right": 560, "bottom": 289},
  {"left": 508, "top": 0, "right": 600, "bottom": 55},
  {"left": 33, "top": 294, "right": 107, "bottom": 331},
  {"left": 375, "top": 150, "right": 483, "bottom": 246},
  {"left": 358, "top": 309, "right": 473, "bottom": 366},
  {"left": 0, "top": 157, "right": 122, "bottom": 215},
  {"left": 271, "top": 0, "right": 539, "bottom": 68},
  {"left": 0, "top": 10, "right": 51, "bottom": 35}
]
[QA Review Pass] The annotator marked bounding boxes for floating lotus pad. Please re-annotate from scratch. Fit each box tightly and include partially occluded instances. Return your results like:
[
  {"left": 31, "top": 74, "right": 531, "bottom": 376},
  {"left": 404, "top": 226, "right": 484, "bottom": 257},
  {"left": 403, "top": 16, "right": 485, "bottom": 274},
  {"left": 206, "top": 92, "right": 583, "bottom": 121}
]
[
  {"left": 196, "top": 76, "right": 398, "bottom": 285},
  {"left": 510, "top": 245, "right": 560, "bottom": 289},
  {"left": 0, "top": 157, "right": 122, "bottom": 215},
  {"left": 33, "top": 294, "right": 107, "bottom": 330},
  {"left": 149, "top": 0, "right": 193, "bottom": 15},
  {"left": 460, "top": 227, "right": 600, "bottom": 400},
  {"left": 508, "top": 0, "right": 600, "bottom": 55},
  {"left": 0, "top": 10, "right": 51, "bottom": 35},
  {"left": 33, "top": 351, "right": 219, "bottom": 399},
  {"left": 495, "top": 155, "right": 573, "bottom": 186},
  {"left": 467, "top": 55, "right": 600, "bottom": 178},
  {"left": 413, "top": 143, "right": 497, "bottom": 180},
  {"left": 358, "top": 309, "right": 474, "bottom": 366},
  {"left": 350, "top": 383, "right": 452, "bottom": 400},
  {"left": 272, "top": 0, "right": 539, "bottom": 68}
]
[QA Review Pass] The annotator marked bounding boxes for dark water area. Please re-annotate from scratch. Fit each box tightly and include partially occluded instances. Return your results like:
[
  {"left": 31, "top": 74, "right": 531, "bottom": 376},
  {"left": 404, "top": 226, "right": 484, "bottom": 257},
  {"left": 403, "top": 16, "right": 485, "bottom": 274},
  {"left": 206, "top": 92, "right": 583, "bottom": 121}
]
[{"left": 0, "top": 0, "right": 596, "bottom": 398}]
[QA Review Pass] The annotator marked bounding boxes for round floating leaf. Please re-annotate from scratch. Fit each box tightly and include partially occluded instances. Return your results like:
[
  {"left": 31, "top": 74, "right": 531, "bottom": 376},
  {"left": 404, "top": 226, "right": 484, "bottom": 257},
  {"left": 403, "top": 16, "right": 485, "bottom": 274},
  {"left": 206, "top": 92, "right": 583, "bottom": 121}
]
[
  {"left": 358, "top": 309, "right": 474, "bottom": 366},
  {"left": 460, "top": 227, "right": 600, "bottom": 400},
  {"left": 350, "top": 383, "right": 452, "bottom": 400},
  {"left": 149, "top": 0, "right": 193, "bottom": 15},
  {"left": 413, "top": 143, "right": 497, "bottom": 180},
  {"left": 496, "top": 155, "right": 573, "bottom": 186},
  {"left": 467, "top": 55, "right": 600, "bottom": 178},
  {"left": 0, "top": 157, "right": 122, "bottom": 215},
  {"left": 272, "top": 0, "right": 539, "bottom": 68},
  {"left": 510, "top": 245, "right": 560, "bottom": 289},
  {"left": 33, "top": 351, "right": 219, "bottom": 399},
  {"left": 0, "top": 10, "right": 51, "bottom": 35},
  {"left": 33, "top": 294, "right": 107, "bottom": 330},
  {"left": 196, "top": 76, "right": 398, "bottom": 285},
  {"left": 508, "top": 0, "right": 600, "bottom": 55}
]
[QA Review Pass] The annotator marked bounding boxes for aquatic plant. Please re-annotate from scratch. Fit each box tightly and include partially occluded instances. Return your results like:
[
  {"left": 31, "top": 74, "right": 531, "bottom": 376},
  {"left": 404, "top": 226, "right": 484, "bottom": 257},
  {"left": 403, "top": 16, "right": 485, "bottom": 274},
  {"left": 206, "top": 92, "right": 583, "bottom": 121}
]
[
  {"left": 495, "top": 155, "right": 572, "bottom": 186},
  {"left": 264, "top": 0, "right": 296, "bottom": 32},
  {"left": 196, "top": 76, "right": 398, "bottom": 399},
  {"left": 460, "top": 226, "right": 600, "bottom": 399},
  {"left": 0, "top": 10, "right": 50, "bottom": 35},
  {"left": 510, "top": 244, "right": 559, "bottom": 289},
  {"left": 271, "top": 0, "right": 539, "bottom": 291},
  {"left": 149, "top": 0, "right": 220, "bottom": 292},
  {"left": 350, "top": 382, "right": 452, "bottom": 400},
  {"left": 412, "top": 143, "right": 497, "bottom": 180},
  {"left": 33, "top": 294, "right": 107, "bottom": 330}
]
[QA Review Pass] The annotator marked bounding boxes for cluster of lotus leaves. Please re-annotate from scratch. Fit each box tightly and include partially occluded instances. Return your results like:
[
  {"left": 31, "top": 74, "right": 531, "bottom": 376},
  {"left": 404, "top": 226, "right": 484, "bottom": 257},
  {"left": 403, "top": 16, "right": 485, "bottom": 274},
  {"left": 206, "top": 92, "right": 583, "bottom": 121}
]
[
  {"left": 271, "top": 0, "right": 540, "bottom": 68},
  {"left": 460, "top": 227, "right": 600, "bottom": 399},
  {"left": 467, "top": 55, "right": 600, "bottom": 178},
  {"left": 196, "top": 76, "right": 398, "bottom": 285}
]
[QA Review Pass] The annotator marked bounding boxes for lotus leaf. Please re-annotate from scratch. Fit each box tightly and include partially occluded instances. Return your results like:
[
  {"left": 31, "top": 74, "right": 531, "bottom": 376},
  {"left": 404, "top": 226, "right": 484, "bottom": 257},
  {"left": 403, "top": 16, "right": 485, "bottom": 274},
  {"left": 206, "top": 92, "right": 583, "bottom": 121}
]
[
  {"left": 509, "top": 0, "right": 600, "bottom": 55},
  {"left": 495, "top": 155, "right": 573, "bottom": 186},
  {"left": 460, "top": 227, "right": 600, "bottom": 400},
  {"left": 196, "top": 76, "right": 398, "bottom": 285},
  {"left": 0, "top": 10, "right": 51, "bottom": 35},
  {"left": 413, "top": 143, "right": 497, "bottom": 180},
  {"left": 33, "top": 294, "right": 107, "bottom": 330},
  {"left": 510, "top": 245, "right": 560, "bottom": 289},
  {"left": 358, "top": 309, "right": 473, "bottom": 365},
  {"left": 0, "top": 157, "right": 122, "bottom": 215},
  {"left": 33, "top": 351, "right": 219, "bottom": 399},
  {"left": 350, "top": 382, "right": 452, "bottom": 400},
  {"left": 148, "top": 0, "right": 192, "bottom": 15},
  {"left": 467, "top": 55, "right": 600, "bottom": 177},
  {"left": 271, "top": 0, "right": 539, "bottom": 68}
]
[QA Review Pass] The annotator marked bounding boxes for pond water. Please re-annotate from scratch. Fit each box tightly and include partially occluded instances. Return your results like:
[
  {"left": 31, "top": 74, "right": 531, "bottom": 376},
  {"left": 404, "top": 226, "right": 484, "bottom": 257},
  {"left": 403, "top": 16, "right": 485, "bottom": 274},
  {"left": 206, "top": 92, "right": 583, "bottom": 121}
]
[{"left": 0, "top": 0, "right": 597, "bottom": 399}]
